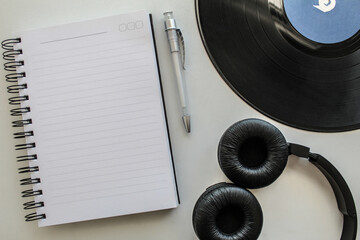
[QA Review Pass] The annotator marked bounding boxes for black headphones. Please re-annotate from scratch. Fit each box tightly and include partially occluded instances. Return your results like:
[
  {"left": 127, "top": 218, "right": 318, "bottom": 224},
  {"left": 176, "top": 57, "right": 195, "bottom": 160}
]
[{"left": 192, "top": 118, "right": 357, "bottom": 240}]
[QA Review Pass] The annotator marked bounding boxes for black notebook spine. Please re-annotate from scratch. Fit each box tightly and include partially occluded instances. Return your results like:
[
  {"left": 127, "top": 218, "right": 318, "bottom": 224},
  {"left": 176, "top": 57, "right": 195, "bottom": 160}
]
[{"left": 2, "top": 38, "right": 46, "bottom": 222}]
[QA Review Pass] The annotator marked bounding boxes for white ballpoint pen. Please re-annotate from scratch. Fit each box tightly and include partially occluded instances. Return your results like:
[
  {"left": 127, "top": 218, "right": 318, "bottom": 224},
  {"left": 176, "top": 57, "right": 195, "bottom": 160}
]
[{"left": 163, "top": 11, "right": 191, "bottom": 133}]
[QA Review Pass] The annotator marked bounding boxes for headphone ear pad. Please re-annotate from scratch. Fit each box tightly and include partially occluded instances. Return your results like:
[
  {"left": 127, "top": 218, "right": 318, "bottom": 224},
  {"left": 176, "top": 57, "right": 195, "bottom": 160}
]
[
  {"left": 192, "top": 183, "right": 263, "bottom": 240},
  {"left": 218, "top": 118, "right": 289, "bottom": 188}
]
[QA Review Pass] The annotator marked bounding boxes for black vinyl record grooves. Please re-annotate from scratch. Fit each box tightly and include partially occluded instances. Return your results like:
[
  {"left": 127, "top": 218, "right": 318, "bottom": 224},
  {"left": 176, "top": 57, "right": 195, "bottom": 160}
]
[{"left": 195, "top": 0, "right": 360, "bottom": 132}]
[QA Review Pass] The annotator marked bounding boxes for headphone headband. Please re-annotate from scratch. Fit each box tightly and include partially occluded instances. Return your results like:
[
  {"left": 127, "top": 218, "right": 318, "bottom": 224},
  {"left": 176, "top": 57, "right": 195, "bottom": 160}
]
[{"left": 288, "top": 143, "right": 357, "bottom": 240}]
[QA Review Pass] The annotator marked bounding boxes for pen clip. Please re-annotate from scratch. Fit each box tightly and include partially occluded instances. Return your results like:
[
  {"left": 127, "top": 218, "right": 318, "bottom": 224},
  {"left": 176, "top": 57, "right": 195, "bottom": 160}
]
[{"left": 176, "top": 29, "right": 186, "bottom": 70}]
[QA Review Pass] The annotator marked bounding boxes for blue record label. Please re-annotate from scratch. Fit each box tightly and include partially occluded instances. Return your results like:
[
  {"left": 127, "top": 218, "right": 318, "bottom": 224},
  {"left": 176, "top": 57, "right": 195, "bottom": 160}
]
[{"left": 283, "top": 0, "right": 360, "bottom": 44}]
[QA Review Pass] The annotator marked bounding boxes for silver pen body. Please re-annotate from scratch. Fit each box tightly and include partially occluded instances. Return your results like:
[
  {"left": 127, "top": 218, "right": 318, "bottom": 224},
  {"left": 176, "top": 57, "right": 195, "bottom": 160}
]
[{"left": 164, "top": 11, "right": 191, "bottom": 133}]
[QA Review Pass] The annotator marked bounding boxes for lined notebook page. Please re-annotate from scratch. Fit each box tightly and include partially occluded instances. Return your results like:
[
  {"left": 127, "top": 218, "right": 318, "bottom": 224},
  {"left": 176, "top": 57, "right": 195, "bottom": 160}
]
[{"left": 17, "top": 10, "right": 178, "bottom": 227}]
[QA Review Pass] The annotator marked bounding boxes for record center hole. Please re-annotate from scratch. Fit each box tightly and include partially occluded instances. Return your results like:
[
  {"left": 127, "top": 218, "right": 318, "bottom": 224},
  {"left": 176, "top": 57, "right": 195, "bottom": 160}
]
[
  {"left": 216, "top": 205, "right": 245, "bottom": 234},
  {"left": 239, "top": 137, "right": 268, "bottom": 168}
]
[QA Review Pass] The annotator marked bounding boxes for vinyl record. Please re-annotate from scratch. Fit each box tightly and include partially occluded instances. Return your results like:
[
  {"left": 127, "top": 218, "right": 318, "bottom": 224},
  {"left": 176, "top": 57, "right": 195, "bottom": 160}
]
[{"left": 195, "top": 0, "right": 360, "bottom": 132}]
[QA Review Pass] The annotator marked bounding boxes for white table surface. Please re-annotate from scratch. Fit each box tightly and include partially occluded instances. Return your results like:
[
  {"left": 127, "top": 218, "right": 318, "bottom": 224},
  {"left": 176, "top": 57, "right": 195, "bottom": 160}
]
[{"left": 0, "top": 0, "right": 358, "bottom": 239}]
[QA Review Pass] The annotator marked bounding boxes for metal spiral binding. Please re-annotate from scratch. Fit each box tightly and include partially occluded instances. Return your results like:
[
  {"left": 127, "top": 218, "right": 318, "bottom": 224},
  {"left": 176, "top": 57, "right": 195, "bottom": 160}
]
[
  {"left": 6, "top": 72, "right": 26, "bottom": 83},
  {"left": 8, "top": 83, "right": 27, "bottom": 94},
  {"left": 13, "top": 130, "right": 34, "bottom": 139},
  {"left": 9, "top": 96, "right": 29, "bottom": 105},
  {"left": 12, "top": 119, "right": 32, "bottom": 128},
  {"left": 20, "top": 178, "right": 41, "bottom": 185},
  {"left": 2, "top": 38, "right": 45, "bottom": 222},
  {"left": 16, "top": 154, "right": 37, "bottom": 162},
  {"left": 23, "top": 201, "right": 44, "bottom": 210}
]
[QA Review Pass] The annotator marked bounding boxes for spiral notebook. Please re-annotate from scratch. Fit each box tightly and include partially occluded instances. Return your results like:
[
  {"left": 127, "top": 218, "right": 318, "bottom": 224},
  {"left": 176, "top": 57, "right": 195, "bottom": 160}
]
[{"left": 2, "top": 10, "right": 179, "bottom": 227}]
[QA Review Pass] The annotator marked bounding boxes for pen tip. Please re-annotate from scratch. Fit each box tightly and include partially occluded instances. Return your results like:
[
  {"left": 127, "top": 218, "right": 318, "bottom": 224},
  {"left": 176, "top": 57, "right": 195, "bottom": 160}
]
[{"left": 182, "top": 115, "right": 191, "bottom": 133}]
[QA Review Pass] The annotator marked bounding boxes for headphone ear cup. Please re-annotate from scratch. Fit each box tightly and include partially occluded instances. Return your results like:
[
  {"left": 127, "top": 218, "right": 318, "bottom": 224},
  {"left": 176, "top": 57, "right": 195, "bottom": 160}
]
[
  {"left": 218, "top": 118, "right": 289, "bottom": 188},
  {"left": 192, "top": 183, "right": 263, "bottom": 240}
]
